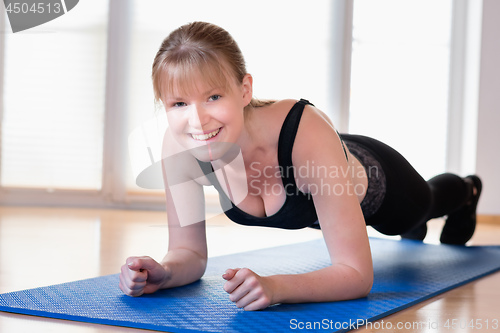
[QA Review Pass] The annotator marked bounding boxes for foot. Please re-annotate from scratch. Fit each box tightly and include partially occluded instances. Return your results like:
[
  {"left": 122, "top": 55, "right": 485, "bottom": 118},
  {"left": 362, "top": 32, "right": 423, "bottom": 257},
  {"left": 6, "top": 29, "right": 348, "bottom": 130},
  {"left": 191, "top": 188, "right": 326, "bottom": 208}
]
[
  {"left": 401, "top": 223, "right": 428, "bottom": 241},
  {"left": 440, "top": 175, "right": 482, "bottom": 245}
]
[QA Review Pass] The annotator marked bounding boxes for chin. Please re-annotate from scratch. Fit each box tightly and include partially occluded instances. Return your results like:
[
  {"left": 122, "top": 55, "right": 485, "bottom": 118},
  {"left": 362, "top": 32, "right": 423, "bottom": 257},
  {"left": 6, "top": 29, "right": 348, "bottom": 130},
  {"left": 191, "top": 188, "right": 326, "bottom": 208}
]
[{"left": 188, "top": 142, "right": 241, "bottom": 163}]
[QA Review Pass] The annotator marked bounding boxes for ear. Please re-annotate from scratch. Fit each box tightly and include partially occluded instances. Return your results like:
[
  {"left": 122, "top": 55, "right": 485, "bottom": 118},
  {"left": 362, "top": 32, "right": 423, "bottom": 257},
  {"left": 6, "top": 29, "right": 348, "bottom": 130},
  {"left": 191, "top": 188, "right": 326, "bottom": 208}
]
[{"left": 241, "top": 74, "right": 253, "bottom": 106}]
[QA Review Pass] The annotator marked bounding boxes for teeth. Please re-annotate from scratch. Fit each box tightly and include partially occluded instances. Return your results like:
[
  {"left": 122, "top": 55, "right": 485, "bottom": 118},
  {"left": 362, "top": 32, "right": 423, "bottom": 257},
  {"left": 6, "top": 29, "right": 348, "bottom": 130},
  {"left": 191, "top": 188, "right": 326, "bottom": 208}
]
[{"left": 191, "top": 128, "right": 220, "bottom": 141}]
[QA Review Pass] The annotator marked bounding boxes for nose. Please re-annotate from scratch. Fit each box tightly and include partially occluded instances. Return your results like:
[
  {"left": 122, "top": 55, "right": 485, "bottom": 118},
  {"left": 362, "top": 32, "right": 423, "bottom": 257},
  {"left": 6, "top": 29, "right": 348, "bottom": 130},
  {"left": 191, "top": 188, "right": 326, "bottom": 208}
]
[{"left": 188, "top": 103, "right": 210, "bottom": 129}]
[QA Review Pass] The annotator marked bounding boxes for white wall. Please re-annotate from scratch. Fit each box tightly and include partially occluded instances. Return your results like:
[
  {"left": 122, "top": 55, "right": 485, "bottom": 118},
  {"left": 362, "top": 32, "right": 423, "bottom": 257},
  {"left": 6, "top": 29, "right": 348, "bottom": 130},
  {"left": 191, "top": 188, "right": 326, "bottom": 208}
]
[{"left": 476, "top": 0, "right": 500, "bottom": 215}]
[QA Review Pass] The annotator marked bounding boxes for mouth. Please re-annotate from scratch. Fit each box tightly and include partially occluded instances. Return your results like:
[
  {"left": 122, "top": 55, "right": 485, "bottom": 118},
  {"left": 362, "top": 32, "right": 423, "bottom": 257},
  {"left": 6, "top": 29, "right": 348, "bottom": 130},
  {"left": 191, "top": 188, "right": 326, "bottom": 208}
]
[{"left": 190, "top": 127, "right": 222, "bottom": 141}]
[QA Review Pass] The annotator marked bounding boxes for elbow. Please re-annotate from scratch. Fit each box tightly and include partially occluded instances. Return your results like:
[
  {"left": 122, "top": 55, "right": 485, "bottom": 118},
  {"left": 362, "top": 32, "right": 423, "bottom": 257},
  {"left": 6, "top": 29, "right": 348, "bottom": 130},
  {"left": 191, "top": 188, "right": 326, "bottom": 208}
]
[
  {"left": 179, "top": 256, "right": 207, "bottom": 286},
  {"left": 193, "top": 255, "right": 208, "bottom": 279},
  {"left": 358, "top": 278, "right": 373, "bottom": 298},
  {"left": 330, "top": 264, "right": 373, "bottom": 300},
  {"left": 348, "top": 280, "right": 372, "bottom": 300},
  {"left": 345, "top": 265, "right": 373, "bottom": 300},
  {"left": 355, "top": 271, "right": 373, "bottom": 299}
]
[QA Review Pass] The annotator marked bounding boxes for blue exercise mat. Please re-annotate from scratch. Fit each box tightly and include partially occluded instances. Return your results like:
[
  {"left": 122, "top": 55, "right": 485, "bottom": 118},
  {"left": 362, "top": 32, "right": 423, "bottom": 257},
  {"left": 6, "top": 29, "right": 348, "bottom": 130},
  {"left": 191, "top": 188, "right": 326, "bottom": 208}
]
[{"left": 1, "top": 238, "right": 500, "bottom": 332}]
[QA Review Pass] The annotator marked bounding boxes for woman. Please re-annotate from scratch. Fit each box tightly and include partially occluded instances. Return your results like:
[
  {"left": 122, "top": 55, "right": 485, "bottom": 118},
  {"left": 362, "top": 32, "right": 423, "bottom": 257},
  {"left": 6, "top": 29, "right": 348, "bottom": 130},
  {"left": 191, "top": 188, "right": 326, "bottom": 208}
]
[{"left": 119, "top": 22, "right": 482, "bottom": 311}]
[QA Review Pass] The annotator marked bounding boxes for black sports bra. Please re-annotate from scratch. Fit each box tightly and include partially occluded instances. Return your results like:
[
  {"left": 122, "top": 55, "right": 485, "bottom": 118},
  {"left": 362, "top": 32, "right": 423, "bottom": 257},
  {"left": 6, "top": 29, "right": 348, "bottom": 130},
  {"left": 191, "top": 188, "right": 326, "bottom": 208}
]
[{"left": 197, "top": 99, "right": 346, "bottom": 229}]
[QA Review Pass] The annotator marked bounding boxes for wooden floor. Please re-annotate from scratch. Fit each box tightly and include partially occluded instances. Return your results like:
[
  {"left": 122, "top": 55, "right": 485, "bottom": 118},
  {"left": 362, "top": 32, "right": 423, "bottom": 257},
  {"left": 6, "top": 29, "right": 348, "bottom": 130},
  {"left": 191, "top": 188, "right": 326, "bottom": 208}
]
[{"left": 0, "top": 206, "right": 499, "bottom": 332}]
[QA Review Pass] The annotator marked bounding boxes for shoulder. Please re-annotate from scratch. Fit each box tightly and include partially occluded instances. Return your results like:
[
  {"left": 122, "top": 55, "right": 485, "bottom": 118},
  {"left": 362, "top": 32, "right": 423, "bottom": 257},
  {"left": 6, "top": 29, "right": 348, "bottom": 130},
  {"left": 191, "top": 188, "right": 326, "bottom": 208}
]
[
  {"left": 256, "top": 99, "right": 334, "bottom": 129},
  {"left": 247, "top": 99, "right": 309, "bottom": 134},
  {"left": 250, "top": 99, "right": 298, "bottom": 121},
  {"left": 245, "top": 99, "right": 298, "bottom": 146},
  {"left": 292, "top": 102, "right": 348, "bottom": 180},
  {"left": 295, "top": 102, "right": 340, "bottom": 149},
  {"left": 248, "top": 99, "right": 339, "bottom": 151}
]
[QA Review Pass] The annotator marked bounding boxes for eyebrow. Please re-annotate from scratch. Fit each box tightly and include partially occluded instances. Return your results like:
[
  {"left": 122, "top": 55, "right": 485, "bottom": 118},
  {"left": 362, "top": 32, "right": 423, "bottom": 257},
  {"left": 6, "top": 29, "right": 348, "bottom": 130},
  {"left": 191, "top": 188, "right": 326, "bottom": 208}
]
[
  {"left": 167, "top": 87, "right": 223, "bottom": 101},
  {"left": 202, "top": 87, "right": 223, "bottom": 95}
]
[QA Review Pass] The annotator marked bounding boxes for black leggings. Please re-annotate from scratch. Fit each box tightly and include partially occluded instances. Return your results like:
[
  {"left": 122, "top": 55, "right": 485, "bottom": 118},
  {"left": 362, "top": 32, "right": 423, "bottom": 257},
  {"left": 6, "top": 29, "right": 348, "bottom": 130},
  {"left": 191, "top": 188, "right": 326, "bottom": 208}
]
[{"left": 340, "top": 134, "right": 471, "bottom": 235}]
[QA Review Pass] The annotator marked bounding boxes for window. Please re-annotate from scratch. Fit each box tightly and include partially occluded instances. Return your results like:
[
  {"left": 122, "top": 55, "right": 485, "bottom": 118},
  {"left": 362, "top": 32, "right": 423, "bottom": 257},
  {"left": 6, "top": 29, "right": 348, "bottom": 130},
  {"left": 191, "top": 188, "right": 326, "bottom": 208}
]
[
  {"left": 349, "top": 0, "right": 453, "bottom": 180},
  {"left": 1, "top": 0, "right": 108, "bottom": 190}
]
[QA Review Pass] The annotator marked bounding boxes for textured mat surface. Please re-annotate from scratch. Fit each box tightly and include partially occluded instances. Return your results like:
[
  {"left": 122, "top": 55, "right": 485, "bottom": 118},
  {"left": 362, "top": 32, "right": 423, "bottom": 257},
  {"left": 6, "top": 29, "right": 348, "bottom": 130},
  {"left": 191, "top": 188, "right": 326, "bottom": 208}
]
[{"left": 1, "top": 238, "right": 500, "bottom": 332}]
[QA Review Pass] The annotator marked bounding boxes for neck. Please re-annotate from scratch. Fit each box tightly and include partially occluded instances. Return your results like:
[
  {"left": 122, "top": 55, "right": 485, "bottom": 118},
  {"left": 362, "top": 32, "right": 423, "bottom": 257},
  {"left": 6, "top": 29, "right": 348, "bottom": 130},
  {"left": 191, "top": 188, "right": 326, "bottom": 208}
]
[{"left": 210, "top": 115, "right": 264, "bottom": 170}]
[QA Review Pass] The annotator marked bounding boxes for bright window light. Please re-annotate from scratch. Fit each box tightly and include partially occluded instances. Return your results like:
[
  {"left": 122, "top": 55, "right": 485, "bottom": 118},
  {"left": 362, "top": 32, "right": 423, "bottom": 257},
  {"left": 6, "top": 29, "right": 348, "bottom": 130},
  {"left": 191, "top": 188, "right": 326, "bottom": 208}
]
[{"left": 349, "top": 0, "right": 453, "bottom": 180}]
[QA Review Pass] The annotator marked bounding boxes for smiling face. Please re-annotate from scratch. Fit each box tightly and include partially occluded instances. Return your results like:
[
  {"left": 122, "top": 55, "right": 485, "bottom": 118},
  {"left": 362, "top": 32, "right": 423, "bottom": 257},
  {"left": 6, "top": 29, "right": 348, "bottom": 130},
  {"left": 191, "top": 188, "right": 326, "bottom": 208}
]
[
  {"left": 151, "top": 22, "right": 254, "bottom": 161},
  {"left": 162, "top": 66, "right": 253, "bottom": 162}
]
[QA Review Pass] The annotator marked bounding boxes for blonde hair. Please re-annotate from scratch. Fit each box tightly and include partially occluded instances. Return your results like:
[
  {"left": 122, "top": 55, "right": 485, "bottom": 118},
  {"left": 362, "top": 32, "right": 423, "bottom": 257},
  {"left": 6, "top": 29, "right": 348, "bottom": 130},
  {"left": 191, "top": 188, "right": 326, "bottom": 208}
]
[{"left": 152, "top": 22, "right": 274, "bottom": 110}]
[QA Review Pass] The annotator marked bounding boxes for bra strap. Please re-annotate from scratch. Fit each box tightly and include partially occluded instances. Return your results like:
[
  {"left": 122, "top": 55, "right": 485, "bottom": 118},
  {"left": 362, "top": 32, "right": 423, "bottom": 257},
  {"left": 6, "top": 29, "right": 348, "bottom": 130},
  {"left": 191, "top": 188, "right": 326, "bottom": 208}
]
[
  {"left": 277, "top": 99, "right": 312, "bottom": 187},
  {"left": 277, "top": 99, "right": 349, "bottom": 187}
]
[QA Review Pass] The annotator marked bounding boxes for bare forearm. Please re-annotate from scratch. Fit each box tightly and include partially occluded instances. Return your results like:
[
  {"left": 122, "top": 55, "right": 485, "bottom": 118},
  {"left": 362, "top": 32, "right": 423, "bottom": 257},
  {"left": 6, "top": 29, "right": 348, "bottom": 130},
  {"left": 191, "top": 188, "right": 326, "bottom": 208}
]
[
  {"left": 160, "top": 248, "right": 207, "bottom": 289},
  {"left": 267, "top": 264, "right": 373, "bottom": 305}
]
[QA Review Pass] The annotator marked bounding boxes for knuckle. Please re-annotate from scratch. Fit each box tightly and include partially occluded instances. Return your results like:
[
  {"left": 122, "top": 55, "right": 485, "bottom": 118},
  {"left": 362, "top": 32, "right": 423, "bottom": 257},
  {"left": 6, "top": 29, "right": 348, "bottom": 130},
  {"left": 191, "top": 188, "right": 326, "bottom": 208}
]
[
  {"left": 132, "top": 281, "right": 146, "bottom": 290},
  {"left": 130, "top": 290, "right": 144, "bottom": 297},
  {"left": 140, "top": 256, "right": 152, "bottom": 264},
  {"left": 247, "top": 298, "right": 270, "bottom": 311},
  {"left": 126, "top": 256, "right": 137, "bottom": 265},
  {"left": 222, "top": 282, "right": 232, "bottom": 293},
  {"left": 118, "top": 282, "right": 126, "bottom": 293},
  {"left": 120, "top": 285, "right": 134, "bottom": 297},
  {"left": 261, "top": 299, "right": 271, "bottom": 309},
  {"left": 243, "top": 304, "right": 254, "bottom": 311},
  {"left": 130, "top": 274, "right": 143, "bottom": 283},
  {"left": 247, "top": 276, "right": 258, "bottom": 288}
]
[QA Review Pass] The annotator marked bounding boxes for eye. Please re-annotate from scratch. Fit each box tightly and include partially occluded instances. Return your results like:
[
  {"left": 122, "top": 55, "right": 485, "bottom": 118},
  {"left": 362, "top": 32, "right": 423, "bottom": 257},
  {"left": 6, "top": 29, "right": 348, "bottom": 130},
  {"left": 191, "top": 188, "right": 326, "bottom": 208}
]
[
  {"left": 208, "top": 94, "right": 221, "bottom": 102},
  {"left": 173, "top": 101, "right": 186, "bottom": 108}
]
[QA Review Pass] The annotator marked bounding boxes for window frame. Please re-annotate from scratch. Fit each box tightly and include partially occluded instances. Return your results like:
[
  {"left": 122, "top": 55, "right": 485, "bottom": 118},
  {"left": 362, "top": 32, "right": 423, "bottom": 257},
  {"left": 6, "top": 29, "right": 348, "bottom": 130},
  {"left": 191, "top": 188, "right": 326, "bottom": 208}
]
[{"left": 446, "top": 0, "right": 482, "bottom": 176}]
